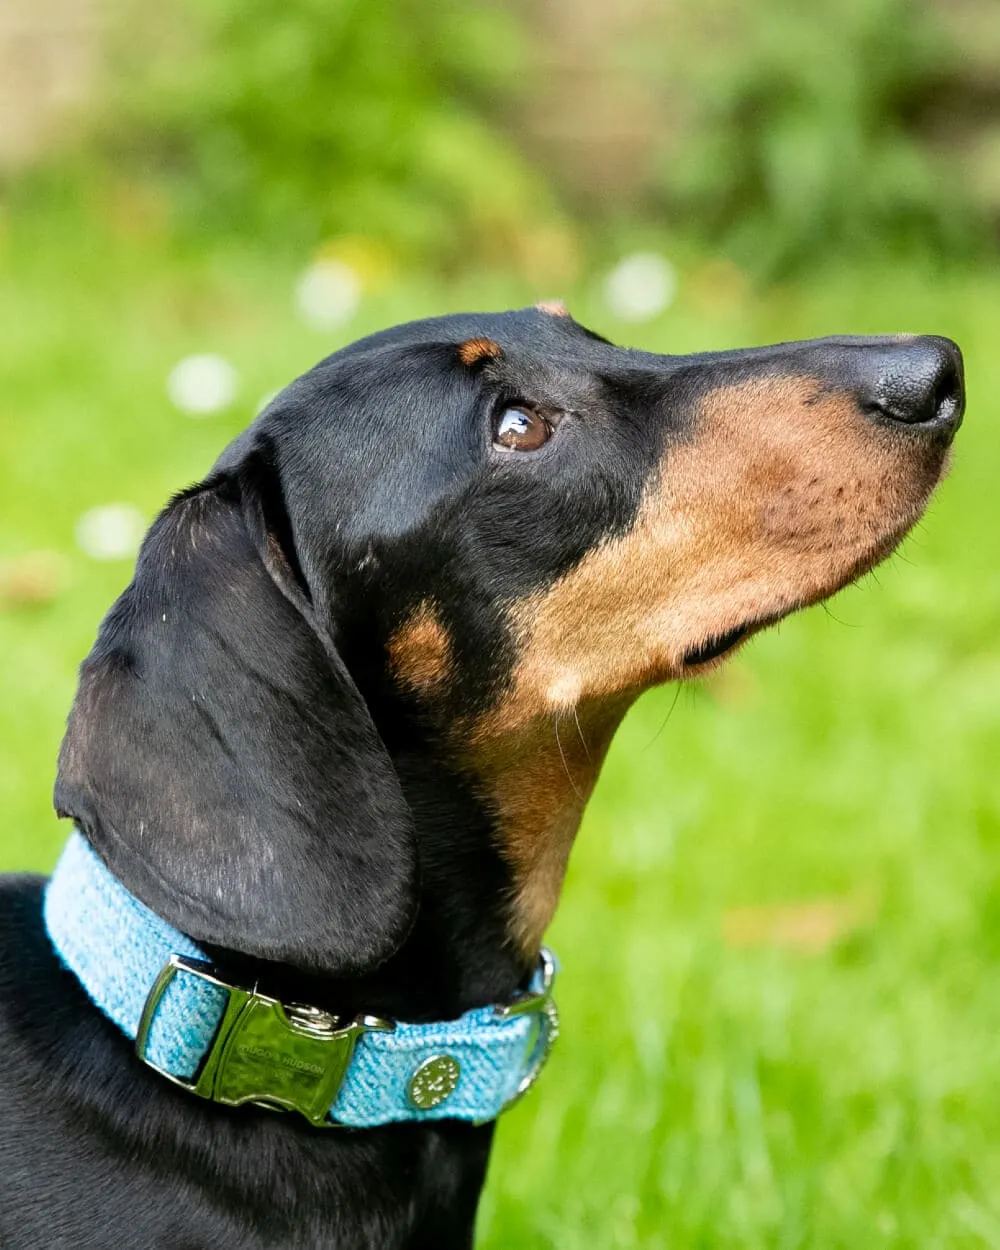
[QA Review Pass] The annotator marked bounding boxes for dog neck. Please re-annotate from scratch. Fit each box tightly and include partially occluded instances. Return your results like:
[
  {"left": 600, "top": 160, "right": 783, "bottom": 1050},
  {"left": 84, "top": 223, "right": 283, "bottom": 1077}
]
[
  {"left": 329, "top": 685, "right": 632, "bottom": 1023},
  {"left": 378, "top": 599, "right": 637, "bottom": 971}
]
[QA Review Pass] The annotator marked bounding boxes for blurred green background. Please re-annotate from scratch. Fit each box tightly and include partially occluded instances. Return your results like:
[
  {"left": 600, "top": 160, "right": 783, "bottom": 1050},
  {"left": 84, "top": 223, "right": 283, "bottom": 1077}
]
[{"left": 2, "top": 0, "right": 999, "bottom": 1244}]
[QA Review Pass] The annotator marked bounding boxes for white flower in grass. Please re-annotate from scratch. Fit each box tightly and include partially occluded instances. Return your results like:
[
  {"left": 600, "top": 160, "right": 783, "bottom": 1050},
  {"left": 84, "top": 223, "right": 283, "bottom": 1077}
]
[
  {"left": 294, "top": 259, "right": 361, "bottom": 330},
  {"left": 603, "top": 252, "right": 677, "bottom": 322},
  {"left": 75, "top": 504, "right": 145, "bottom": 561},
  {"left": 167, "top": 354, "right": 239, "bottom": 417}
]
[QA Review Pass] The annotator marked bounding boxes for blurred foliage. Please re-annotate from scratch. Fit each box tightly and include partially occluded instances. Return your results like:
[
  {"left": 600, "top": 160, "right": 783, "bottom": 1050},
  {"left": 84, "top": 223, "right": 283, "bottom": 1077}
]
[
  {"left": 4, "top": 0, "right": 992, "bottom": 278},
  {"left": 635, "top": 0, "right": 990, "bottom": 272},
  {"left": 90, "top": 0, "right": 564, "bottom": 267},
  {"left": 510, "top": 0, "right": 999, "bottom": 274}
]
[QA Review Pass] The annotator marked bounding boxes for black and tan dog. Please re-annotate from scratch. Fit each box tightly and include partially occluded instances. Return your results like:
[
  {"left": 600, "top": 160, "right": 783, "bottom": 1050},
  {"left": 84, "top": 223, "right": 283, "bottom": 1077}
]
[{"left": 0, "top": 305, "right": 963, "bottom": 1248}]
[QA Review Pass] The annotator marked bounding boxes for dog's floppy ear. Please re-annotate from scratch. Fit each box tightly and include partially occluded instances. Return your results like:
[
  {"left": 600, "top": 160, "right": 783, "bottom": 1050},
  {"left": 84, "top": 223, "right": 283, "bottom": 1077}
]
[{"left": 54, "top": 453, "right": 418, "bottom": 978}]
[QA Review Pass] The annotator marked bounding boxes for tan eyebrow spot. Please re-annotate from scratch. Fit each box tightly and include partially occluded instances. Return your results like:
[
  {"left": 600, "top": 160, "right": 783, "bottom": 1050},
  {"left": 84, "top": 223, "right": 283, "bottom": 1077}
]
[
  {"left": 388, "top": 601, "right": 452, "bottom": 695},
  {"left": 535, "top": 300, "right": 569, "bottom": 317},
  {"left": 457, "top": 337, "right": 502, "bottom": 366}
]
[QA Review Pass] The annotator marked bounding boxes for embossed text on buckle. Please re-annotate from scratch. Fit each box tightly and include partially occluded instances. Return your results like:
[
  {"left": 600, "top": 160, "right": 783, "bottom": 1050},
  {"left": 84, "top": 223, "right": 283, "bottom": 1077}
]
[{"left": 135, "top": 955, "right": 394, "bottom": 1127}]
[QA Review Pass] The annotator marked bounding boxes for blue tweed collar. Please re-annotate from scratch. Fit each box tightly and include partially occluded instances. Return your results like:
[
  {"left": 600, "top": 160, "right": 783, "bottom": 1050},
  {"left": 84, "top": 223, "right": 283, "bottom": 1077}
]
[{"left": 44, "top": 830, "right": 558, "bottom": 1128}]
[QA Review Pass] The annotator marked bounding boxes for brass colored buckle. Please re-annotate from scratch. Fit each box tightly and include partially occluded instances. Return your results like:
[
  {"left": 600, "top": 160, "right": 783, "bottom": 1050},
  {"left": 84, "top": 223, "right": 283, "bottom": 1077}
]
[
  {"left": 135, "top": 955, "right": 394, "bottom": 1127},
  {"left": 492, "top": 946, "right": 559, "bottom": 1110}
]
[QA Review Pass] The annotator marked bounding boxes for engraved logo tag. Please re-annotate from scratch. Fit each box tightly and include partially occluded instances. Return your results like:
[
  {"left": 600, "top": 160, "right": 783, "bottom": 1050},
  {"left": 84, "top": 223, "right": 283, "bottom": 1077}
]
[{"left": 408, "top": 1054, "right": 461, "bottom": 1109}]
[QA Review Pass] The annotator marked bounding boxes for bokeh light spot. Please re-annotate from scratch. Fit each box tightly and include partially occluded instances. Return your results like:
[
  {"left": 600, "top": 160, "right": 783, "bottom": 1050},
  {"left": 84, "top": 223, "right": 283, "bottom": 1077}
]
[
  {"left": 294, "top": 259, "right": 361, "bottom": 330},
  {"left": 166, "top": 354, "right": 239, "bottom": 417},
  {"left": 603, "top": 252, "right": 677, "bottom": 322},
  {"left": 75, "top": 504, "right": 146, "bottom": 561}
]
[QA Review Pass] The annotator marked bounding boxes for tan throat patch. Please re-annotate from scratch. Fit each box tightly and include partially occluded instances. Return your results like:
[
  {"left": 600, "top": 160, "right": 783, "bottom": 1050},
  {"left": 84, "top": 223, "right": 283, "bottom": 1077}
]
[{"left": 462, "top": 697, "right": 629, "bottom": 955}]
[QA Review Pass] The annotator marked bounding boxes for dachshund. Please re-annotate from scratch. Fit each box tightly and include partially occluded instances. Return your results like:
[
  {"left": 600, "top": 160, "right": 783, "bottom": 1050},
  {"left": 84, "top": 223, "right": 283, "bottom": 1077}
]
[{"left": 0, "top": 305, "right": 964, "bottom": 1248}]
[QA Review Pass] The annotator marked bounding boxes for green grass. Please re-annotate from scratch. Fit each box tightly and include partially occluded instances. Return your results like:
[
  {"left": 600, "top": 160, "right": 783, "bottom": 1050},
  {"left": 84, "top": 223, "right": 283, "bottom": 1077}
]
[{"left": 2, "top": 213, "right": 999, "bottom": 1247}]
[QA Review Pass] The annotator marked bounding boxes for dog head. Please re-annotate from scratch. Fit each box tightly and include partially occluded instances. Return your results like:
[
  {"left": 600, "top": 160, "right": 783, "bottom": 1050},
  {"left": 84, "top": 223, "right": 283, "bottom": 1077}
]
[{"left": 56, "top": 306, "right": 963, "bottom": 975}]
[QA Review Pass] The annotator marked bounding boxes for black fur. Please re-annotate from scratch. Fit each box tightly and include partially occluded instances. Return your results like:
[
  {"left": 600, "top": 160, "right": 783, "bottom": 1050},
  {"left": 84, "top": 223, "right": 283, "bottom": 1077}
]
[{"left": 0, "top": 309, "right": 963, "bottom": 1248}]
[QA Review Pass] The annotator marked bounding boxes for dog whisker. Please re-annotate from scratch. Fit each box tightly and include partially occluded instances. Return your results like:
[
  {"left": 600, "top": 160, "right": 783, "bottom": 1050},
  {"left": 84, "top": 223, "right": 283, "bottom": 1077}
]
[
  {"left": 571, "top": 705, "right": 591, "bottom": 764},
  {"left": 553, "top": 712, "right": 585, "bottom": 801}
]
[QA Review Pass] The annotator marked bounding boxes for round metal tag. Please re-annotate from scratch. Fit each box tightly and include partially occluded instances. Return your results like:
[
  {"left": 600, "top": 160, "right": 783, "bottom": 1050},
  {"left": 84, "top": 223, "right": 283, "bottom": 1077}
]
[{"left": 408, "top": 1054, "right": 460, "bottom": 1109}]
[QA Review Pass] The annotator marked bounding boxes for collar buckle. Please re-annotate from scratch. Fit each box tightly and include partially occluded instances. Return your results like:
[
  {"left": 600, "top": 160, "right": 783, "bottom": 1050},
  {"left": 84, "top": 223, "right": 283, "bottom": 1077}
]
[
  {"left": 135, "top": 955, "right": 394, "bottom": 1127},
  {"left": 491, "top": 946, "right": 559, "bottom": 1111}
]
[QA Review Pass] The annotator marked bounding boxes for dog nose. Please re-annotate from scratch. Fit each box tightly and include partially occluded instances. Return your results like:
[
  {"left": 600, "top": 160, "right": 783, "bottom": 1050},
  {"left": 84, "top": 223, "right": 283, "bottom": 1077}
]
[{"left": 861, "top": 336, "right": 964, "bottom": 429}]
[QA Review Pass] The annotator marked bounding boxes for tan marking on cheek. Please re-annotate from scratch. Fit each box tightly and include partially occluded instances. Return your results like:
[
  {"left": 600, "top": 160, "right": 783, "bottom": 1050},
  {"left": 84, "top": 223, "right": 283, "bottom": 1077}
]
[
  {"left": 457, "top": 337, "right": 502, "bottom": 366},
  {"left": 388, "top": 602, "right": 452, "bottom": 695},
  {"left": 535, "top": 300, "right": 569, "bottom": 317}
]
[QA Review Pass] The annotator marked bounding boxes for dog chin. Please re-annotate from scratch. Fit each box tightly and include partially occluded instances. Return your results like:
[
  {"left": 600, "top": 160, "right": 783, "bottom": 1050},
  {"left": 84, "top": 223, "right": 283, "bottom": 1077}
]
[{"left": 678, "top": 509, "right": 929, "bottom": 676}]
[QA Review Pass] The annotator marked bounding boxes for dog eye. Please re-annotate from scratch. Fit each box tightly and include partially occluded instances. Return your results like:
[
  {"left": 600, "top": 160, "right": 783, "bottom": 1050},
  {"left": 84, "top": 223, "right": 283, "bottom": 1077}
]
[{"left": 493, "top": 406, "right": 553, "bottom": 452}]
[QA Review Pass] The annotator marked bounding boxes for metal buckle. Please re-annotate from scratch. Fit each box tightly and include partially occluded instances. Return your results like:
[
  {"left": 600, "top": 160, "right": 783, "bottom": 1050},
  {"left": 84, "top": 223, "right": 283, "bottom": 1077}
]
[
  {"left": 492, "top": 946, "right": 559, "bottom": 1111},
  {"left": 135, "top": 955, "right": 394, "bottom": 1128}
]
